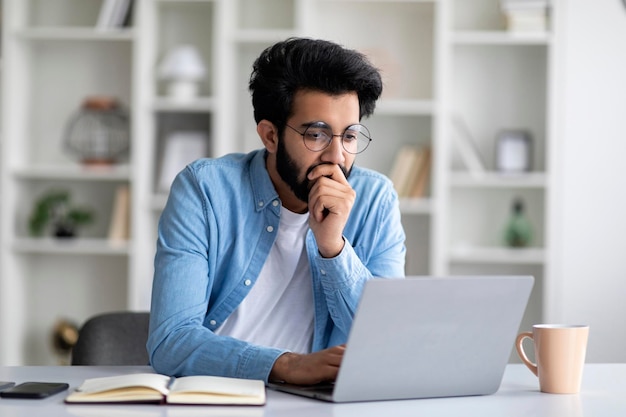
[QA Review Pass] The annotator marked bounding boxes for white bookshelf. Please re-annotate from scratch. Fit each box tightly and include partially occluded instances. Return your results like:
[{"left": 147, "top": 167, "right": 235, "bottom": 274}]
[
  {"left": 449, "top": 246, "right": 546, "bottom": 265},
  {"left": 12, "top": 164, "right": 132, "bottom": 181},
  {"left": 444, "top": 0, "right": 555, "bottom": 338},
  {"left": 16, "top": 27, "right": 135, "bottom": 41},
  {"left": 152, "top": 97, "right": 216, "bottom": 113},
  {"left": 0, "top": 0, "right": 137, "bottom": 365},
  {"left": 12, "top": 237, "right": 131, "bottom": 256},
  {"left": 449, "top": 172, "right": 548, "bottom": 188},
  {"left": 452, "top": 31, "right": 551, "bottom": 45},
  {"left": 0, "top": 0, "right": 558, "bottom": 365}
]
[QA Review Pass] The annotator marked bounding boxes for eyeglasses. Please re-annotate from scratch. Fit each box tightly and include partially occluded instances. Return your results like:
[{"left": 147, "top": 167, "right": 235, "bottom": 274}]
[{"left": 285, "top": 122, "right": 372, "bottom": 154}]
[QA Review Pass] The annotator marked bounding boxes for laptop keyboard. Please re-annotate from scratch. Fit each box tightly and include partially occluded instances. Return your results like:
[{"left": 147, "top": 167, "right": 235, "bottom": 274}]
[{"left": 274, "top": 381, "right": 335, "bottom": 395}]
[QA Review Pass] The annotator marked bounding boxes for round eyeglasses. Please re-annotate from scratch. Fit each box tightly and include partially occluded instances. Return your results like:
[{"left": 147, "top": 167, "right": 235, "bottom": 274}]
[{"left": 285, "top": 122, "right": 372, "bottom": 154}]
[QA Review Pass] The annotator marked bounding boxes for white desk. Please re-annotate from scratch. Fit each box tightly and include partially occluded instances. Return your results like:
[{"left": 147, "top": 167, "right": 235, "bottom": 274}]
[{"left": 0, "top": 364, "right": 623, "bottom": 416}]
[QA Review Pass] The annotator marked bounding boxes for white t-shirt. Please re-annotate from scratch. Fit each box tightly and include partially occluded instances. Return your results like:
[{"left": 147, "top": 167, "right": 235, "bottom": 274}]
[{"left": 214, "top": 206, "right": 314, "bottom": 354}]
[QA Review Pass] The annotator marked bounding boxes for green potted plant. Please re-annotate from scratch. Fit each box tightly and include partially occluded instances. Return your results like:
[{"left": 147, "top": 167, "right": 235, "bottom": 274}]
[{"left": 29, "top": 190, "right": 95, "bottom": 238}]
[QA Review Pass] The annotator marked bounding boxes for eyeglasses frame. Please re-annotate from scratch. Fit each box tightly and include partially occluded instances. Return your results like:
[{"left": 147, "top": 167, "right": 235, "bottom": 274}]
[{"left": 285, "top": 122, "right": 372, "bottom": 154}]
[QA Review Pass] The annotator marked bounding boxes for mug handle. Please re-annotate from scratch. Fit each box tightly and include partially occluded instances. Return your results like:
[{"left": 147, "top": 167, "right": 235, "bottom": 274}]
[{"left": 515, "top": 332, "right": 538, "bottom": 376}]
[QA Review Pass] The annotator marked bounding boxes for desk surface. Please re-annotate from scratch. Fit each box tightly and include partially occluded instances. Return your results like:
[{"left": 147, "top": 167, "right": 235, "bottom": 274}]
[{"left": 0, "top": 364, "right": 623, "bottom": 416}]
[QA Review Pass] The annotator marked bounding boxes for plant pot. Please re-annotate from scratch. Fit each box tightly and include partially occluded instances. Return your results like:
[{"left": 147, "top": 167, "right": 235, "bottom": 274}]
[{"left": 54, "top": 224, "right": 76, "bottom": 239}]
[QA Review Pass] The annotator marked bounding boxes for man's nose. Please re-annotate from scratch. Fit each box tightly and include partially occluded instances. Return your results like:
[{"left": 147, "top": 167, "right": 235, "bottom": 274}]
[{"left": 320, "top": 135, "right": 345, "bottom": 164}]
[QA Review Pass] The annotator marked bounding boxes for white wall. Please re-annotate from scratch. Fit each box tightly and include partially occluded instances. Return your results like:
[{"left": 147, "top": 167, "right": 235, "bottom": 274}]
[{"left": 553, "top": 0, "right": 626, "bottom": 362}]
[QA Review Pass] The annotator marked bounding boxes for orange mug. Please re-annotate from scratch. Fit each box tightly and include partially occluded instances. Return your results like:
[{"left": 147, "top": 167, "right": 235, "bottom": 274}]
[{"left": 516, "top": 324, "right": 589, "bottom": 394}]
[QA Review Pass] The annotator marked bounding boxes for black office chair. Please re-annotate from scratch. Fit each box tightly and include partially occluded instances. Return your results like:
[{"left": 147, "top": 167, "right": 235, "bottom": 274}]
[{"left": 71, "top": 311, "right": 150, "bottom": 366}]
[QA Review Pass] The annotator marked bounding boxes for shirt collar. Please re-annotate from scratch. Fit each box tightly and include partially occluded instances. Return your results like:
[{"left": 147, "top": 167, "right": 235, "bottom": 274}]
[{"left": 249, "top": 149, "right": 281, "bottom": 213}]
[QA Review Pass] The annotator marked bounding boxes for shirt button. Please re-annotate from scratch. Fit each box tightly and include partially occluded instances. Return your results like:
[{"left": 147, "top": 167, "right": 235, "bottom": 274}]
[
  {"left": 320, "top": 269, "right": 327, "bottom": 275},
  {"left": 258, "top": 201, "right": 264, "bottom": 207},
  {"left": 266, "top": 226, "right": 274, "bottom": 232},
  {"left": 244, "top": 279, "right": 252, "bottom": 286},
  {"left": 272, "top": 200, "right": 279, "bottom": 207},
  {"left": 209, "top": 320, "right": 217, "bottom": 326}
]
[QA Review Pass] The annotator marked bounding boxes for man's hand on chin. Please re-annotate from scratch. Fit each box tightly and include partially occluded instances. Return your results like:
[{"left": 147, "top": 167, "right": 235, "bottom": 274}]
[{"left": 306, "top": 164, "right": 355, "bottom": 258}]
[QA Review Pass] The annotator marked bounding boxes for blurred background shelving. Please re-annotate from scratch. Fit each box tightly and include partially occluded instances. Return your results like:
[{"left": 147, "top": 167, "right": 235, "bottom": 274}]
[{"left": 4, "top": 0, "right": 624, "bottom": 366}]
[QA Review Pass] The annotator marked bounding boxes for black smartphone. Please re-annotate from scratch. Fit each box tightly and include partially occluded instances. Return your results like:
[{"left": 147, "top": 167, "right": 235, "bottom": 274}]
[
  {"left": 0, "top": 381, "right": 15, "bottom": 391},
  {"left": 0, "top": 382, "right": 69, "bottom": 399}
]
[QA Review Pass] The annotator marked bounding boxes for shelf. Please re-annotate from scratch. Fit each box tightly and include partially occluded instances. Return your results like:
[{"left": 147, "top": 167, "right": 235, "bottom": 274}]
[
  {"left": 376, "top": 99, "right": 435, "bottom": 116},
  {"left": 16, "top": 27, "right": 135, "bottom": 41},
  {"left": 12, "top": 237, "right": 131, "bottom": 256},
  {"left": 318, "top": 0, "right": 437, "bottom": 3},
  {"left": 153, "top": 97, "right": 216, "bottom": 113},
  {"left": 452, "top": 31, "right": 552, "bottom": 46},
  {"left": 449, "top": 172, "right": 548, "bottom": 189},
  {"left": 12, "top": 164, "right": 132, "bottom": 182},
  {"left": 399, "top": 198, "right": 433, "bottom": 215},
  {"left": 449, "top": 246, "right": 546, "bottom": 265}
]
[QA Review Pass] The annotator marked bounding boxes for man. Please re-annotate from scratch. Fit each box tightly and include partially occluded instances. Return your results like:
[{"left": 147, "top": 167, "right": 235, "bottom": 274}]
[{"left": 147, "top": 38, "right": 406, "bottom": 385}]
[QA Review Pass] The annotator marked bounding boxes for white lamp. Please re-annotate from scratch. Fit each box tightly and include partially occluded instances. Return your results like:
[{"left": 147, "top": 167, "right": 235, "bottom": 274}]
[{"left": 158, "top": 45, "right": 207, "bottom": 101}]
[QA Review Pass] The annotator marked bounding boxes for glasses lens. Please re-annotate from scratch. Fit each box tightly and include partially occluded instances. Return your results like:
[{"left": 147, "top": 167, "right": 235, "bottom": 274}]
[
  {"left": 343, "top": 124, "right": 371, "bottom": 154},
  {"left": 302, "top": 125, "right": 332, "bottom": 152},
  {"left": 300, "top": 123, "right": 372, "bottom": 154}
]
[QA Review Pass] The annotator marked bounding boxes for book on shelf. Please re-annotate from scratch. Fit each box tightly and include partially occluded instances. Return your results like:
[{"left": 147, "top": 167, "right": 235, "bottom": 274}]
[
  {"left": 64, "top": 373, "right": 266, "bottom": 405},
  {"left": 500, "top": 0, "right": 549, "bottom": 31},
  {"left": 388, "top": 145, "right": 432, "bottom": 199},
  {"left": 388, "top": 145, "right": 416, "bottom": 197},
  {"left": 408, "top": 146, "right": 432, "bottom": 198},
  {"left": 107, "top": 184, "right": 130, "bottom": 241},
  {"left": 450, "top": 114, "right": 487, "bottom": 175},
  {"left": 96, "top": 0, "right": 133, "bottom": 29}
]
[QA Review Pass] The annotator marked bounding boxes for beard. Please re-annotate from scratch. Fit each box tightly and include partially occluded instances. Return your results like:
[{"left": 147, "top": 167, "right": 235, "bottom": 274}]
[{"left": 275, "top": 137, "right": 352, "bottom": 204}]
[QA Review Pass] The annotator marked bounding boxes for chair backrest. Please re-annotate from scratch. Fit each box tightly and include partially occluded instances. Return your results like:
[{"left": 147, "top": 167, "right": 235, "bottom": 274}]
[{"left": 71, "top": 311, "right": 150, "bottom": 366}]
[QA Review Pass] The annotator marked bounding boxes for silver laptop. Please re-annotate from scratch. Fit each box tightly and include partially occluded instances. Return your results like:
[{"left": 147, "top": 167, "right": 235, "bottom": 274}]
[{"left": 269, "top": 275, "right": 533, "bottom": 402}]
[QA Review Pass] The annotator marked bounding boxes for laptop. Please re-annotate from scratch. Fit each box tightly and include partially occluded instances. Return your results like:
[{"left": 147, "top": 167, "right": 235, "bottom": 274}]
[{"left": 269, "top": 275, "right": 533, "bottom": 402}]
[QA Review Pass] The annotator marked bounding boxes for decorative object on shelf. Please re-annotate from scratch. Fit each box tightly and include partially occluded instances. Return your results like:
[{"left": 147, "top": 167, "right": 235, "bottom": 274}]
[
  {"left": 158, "top": 131, "right": 208, "bottom": 192},
  {"left": 495, "top": 129, "right": 533, "bottom": 173},
  {"left": 51, "top": 318, "right": 79, "bottom": 366},
  {"left": 64, "top": 96, "right": 130, "bottom": 165},
  {"left": 158, "top": 45, "right": 207, "bottom": 101},
  {"left": 451, "top": 113, "right": 487, "bottom": 175},
  {"left": 29, "top": 190, "right": 95, "bottom": 239},
  {"left": 500, "top": 0, "right": 550, "bottom": 32},
  {"left": 504, "top": 197, "right": 533, "bottom": 248}
]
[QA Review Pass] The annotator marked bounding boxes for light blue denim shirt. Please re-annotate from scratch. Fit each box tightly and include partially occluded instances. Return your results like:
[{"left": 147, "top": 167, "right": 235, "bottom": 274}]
[{"left": 147, "top": 149, "right": 406, "bottom": 382}]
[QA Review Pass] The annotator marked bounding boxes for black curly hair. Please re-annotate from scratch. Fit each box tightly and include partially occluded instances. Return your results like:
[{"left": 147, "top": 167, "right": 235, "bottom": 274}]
[{"left": 249, "top": 37, "right": 383, "bottom": 135}]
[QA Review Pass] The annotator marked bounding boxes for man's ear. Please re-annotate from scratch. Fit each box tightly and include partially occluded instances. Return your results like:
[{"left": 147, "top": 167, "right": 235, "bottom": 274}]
[{"left": 257, "top": 120, "right": 279, "bottom": 153}]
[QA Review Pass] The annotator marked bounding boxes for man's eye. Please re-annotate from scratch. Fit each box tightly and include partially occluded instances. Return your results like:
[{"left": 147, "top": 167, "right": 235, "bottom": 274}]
[
  {"left": 306, "top": 130, "right": 327, "bottom": 140},
  {"left": 343, "top": 132, "right": 358, "bottom": 141}
]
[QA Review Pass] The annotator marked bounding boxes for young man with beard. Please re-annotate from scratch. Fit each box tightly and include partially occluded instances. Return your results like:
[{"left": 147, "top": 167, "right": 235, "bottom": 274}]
[{"left": 148, "top": 38, "right": 406, "bottom": 385}]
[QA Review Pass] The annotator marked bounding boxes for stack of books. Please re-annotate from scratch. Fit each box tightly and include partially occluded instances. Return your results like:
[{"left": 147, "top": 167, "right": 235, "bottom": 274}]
[
  {"left": 500, "top": 0, "right": 550, "bottom": 32},
  {"left": 388, "top": 145, "right": 432, "bottom": 199}
]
